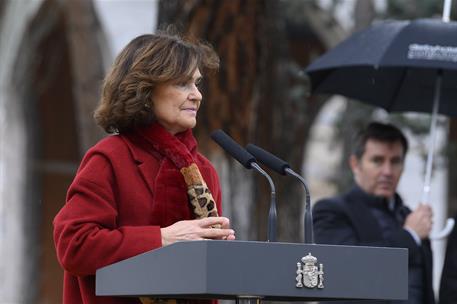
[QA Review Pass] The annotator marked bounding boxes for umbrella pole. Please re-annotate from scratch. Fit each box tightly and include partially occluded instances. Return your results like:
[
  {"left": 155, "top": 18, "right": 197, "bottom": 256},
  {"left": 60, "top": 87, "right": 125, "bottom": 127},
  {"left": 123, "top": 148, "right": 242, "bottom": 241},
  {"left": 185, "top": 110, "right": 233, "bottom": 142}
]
[
  {"left": 421, "top": 75, "right": 441, "bottom": 204},
  {"left": 443, "top": 0, "right": 452, "bottom": 22},
  {"left": 423, "top": 72, "right": 455, "bottom": 239}
]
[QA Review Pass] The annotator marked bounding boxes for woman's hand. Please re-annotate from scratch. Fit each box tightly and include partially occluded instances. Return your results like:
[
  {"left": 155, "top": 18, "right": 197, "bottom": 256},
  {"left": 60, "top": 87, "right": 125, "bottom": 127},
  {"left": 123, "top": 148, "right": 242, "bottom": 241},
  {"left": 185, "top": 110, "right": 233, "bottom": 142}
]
[{"left": 160, "top": 217, "right": 236, "bottom": 246}]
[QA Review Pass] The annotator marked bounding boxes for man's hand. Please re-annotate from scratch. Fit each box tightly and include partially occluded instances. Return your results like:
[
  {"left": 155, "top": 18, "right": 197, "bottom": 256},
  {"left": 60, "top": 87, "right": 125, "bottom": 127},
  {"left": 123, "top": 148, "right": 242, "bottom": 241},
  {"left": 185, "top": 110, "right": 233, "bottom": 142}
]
[
  {"left": 404, "top": 204, "right": 433, "bottom": 239},
  {"left": 161, "top": 217, "right": 236, "bottom": 246}
]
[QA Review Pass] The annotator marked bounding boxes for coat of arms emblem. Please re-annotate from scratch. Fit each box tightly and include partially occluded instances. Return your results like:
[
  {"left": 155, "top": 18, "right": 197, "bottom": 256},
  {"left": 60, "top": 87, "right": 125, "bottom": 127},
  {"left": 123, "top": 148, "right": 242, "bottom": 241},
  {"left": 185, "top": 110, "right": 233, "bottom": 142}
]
[{"left": 296, "top": 253, "right": 324, "bottom": 289}]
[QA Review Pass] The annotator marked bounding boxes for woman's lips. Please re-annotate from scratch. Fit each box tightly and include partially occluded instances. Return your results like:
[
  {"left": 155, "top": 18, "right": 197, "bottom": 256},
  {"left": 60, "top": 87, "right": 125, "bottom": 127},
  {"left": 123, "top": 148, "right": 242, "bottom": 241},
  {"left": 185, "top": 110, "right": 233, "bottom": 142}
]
[{"left": 182, "top": 108, "right": 197, "bottom": 116}]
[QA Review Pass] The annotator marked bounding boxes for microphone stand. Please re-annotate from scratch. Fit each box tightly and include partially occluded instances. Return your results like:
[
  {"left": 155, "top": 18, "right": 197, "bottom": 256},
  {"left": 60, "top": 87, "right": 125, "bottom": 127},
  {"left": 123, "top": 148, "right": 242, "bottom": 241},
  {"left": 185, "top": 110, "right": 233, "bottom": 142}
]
[
  {"left": 210, "top": 130, "right": 278, "bottom": 243},
  {"left": 284, "top": 168, "right": 314, "bottom": 244},
  {"left": 245, "top": 143, "right": 314, "bottom": 244},
  {"left": 251, "top": 163, "right": 277, "bottom": 242}
]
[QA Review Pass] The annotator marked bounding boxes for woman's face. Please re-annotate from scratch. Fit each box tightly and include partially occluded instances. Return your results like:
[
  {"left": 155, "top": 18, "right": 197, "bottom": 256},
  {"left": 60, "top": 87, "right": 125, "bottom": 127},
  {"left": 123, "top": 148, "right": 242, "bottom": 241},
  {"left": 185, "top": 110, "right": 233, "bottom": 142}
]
[{"left": 152, "top": 69, "right": 203, "bottom": 135}]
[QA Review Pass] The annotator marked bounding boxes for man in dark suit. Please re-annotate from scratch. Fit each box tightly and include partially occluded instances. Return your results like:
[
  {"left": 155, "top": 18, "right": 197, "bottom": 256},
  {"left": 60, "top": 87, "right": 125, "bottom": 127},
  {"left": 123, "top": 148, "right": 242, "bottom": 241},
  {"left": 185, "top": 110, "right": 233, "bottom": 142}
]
[{"left": 313, "top": 122, "right": 434, "bottom": 304}]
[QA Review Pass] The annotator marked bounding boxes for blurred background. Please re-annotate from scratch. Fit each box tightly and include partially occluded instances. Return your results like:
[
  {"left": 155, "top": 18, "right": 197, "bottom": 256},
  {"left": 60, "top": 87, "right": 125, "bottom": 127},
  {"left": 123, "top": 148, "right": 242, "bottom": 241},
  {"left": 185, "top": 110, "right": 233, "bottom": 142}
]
[{"left": 0, "top": 0, "right": 455, "bottom": 303}]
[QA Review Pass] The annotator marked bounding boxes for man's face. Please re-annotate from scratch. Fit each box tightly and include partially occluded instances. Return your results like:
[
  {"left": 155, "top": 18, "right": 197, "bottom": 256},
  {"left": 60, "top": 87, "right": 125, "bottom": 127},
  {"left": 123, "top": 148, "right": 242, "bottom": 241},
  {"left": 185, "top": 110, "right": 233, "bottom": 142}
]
[{"left": 350, "top": 139, "right": 405, "bottom": 198}]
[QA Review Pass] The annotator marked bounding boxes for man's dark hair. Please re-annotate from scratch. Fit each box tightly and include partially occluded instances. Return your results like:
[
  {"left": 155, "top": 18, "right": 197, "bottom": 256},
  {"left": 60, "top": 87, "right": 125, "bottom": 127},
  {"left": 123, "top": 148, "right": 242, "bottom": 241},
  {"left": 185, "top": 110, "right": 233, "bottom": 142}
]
[{"left": 352, "top": 122, "right": 408, "bottom": 159}]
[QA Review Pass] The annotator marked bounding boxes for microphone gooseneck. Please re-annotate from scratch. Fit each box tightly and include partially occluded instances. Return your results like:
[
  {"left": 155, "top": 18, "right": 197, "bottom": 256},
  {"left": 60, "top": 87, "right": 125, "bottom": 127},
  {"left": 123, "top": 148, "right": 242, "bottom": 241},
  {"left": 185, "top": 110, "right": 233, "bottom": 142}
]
[
  {"left": 211, "top": 130, "right": 277, "bottom": 242},
  {"left": 251, "top": 162, "right": 277, "bottom": 243},
  {"left": 246, "top": 143, "right": 314, "bottom": 244},
  {"left": 284, "top": 168, "right": 314, "bottom": 244}
]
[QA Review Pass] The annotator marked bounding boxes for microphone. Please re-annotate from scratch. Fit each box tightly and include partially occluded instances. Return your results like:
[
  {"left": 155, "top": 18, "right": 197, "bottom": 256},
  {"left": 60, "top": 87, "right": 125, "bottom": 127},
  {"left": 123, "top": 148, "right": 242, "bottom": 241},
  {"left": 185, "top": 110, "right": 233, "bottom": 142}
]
[
  {"left": 211, "top": 130, "right": 278, "bottom": 242},
  {"left": 246, "top": 143, "right": 314, "bottom": 244}
]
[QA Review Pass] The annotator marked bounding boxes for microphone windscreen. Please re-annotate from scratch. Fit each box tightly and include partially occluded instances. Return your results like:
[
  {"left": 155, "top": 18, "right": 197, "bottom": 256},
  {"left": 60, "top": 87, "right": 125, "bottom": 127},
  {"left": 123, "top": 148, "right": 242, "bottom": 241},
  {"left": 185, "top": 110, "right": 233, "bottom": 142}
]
[
  {"left": 246, "top": 144, "right": 290, "bottom": 175},
  {"left": 211, "top": 130, "right": 256, "bottom": 169}
]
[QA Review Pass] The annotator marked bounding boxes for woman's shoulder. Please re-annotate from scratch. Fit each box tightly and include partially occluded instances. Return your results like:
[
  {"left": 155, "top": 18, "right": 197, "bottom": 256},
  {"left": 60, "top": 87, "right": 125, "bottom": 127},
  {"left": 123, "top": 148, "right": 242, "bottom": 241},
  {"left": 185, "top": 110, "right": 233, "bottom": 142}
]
[
  {"left": 76, "top": 134, "right": 143, "bottom": 175},
  {"left": 85, "top": 133, "right": 157, "bottom": 166},
  {"left": 88, "top": 134, "right": 130, "bottom": 155},
  {"left": 77, "top": 135, "right": 132, "bottom": 168}
]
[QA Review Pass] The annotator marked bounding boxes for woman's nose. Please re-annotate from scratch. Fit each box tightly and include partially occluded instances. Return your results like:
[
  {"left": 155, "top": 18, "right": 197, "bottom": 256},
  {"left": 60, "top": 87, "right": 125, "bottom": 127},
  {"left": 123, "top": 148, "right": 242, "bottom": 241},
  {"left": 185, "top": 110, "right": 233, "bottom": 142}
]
[{"left": 189, "top": 85, "right": 202, "bottom": 102}]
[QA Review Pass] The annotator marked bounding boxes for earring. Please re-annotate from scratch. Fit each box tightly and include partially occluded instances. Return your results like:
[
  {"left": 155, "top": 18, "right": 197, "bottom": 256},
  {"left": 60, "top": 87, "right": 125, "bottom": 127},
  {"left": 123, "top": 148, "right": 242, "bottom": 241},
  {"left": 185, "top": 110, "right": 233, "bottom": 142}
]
[{"left": 144, "top": 103, "right": 151, "bottom": 109}]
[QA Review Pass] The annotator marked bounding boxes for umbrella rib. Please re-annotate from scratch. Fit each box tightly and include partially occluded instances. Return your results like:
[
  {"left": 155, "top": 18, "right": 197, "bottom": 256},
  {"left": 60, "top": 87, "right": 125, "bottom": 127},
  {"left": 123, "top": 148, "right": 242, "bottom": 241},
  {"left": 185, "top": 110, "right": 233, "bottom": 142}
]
[{"left": 385, "top": 68, "right": 408, "bottom": 112}]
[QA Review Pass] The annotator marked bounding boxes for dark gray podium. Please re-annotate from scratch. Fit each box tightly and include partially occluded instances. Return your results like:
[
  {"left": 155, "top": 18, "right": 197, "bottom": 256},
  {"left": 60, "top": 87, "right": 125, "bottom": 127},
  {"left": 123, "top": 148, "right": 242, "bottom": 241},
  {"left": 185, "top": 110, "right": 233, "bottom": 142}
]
[{"left": 96, "top": 240, "right": 408, "bottom": 302}]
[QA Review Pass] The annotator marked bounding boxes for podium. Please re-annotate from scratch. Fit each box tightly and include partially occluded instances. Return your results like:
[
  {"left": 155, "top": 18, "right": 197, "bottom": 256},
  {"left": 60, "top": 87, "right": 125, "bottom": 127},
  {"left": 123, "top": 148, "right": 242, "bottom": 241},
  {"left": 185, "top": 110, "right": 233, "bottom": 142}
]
[{"left": 96, "top": 240, "right": 407, "bottom": 302}]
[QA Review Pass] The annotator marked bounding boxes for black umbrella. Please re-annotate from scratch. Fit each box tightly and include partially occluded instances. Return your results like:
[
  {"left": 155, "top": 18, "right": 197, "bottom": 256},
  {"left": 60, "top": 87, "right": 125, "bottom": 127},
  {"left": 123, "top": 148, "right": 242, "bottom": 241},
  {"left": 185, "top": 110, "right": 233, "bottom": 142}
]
[
  {"left": 306, "top": 18, "right": 457, "bottom": 115},
  {"left": 306, "top": 11, "right": 457, "bottom": 238}
]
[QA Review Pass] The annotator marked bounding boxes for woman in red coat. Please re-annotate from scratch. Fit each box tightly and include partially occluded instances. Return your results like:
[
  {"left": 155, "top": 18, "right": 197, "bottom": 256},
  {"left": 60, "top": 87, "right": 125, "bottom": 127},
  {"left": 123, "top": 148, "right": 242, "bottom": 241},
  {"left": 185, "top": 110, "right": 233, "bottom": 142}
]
[{"left": 53, "top": 31, "right": 236, "bottom": 304}]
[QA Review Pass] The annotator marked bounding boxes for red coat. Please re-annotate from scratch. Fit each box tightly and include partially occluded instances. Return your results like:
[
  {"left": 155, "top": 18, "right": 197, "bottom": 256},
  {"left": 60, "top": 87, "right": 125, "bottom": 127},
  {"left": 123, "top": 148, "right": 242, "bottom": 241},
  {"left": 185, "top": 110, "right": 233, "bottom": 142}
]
[{"left": 53, "top": 130, "right": 222, "bottom": 304}]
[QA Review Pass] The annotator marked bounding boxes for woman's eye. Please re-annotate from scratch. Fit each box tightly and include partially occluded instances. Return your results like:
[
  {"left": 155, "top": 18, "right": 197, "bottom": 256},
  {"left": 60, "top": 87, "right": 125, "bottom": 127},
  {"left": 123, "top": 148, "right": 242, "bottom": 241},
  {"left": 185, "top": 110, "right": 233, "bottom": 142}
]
[
  {"left": 176, "top": 78, "right": 202, "bottom": 89},
  {"left": 176, "top": 82, "right": 188, "bottom": 87}
]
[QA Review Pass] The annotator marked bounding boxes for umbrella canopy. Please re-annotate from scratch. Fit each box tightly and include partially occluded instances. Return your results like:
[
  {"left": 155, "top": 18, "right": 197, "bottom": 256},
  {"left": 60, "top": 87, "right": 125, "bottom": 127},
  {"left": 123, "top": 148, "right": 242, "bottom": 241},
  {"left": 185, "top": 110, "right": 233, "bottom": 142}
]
[{"left": 306, "top": 18, "right": 457, "bottom": 116}]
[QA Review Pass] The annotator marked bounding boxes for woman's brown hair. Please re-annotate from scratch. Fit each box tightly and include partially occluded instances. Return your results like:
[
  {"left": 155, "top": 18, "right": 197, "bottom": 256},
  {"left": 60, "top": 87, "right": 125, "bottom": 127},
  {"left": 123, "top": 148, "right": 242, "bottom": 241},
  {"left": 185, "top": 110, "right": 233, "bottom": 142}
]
[{"left": 94, "top": 31, "right": 219, "bottom": 133}]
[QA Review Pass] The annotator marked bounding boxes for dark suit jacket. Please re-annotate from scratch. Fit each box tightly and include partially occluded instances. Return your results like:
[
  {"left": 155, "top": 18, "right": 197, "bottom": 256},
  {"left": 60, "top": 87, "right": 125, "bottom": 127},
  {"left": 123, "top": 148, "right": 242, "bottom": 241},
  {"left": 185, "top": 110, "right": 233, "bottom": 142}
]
[
  {"left": 313, "top": 186, "right": 434, "bottom": 304},
  {"left": 439, "top": 214, "right": 457, "bottom": 303}
]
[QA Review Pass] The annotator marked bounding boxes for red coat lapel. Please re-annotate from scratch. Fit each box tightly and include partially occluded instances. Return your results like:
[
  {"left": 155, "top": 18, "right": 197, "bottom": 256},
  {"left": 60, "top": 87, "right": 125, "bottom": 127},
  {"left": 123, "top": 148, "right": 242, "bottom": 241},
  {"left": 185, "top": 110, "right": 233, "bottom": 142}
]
[{"left": 120, "top": 134, "right": 162, "bottom": 197}]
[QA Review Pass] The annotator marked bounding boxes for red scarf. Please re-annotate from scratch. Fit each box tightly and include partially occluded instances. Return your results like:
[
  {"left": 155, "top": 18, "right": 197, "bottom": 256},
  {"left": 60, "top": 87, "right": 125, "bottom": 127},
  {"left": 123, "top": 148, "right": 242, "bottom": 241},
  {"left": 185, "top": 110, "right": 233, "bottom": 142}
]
[{"left": 135, "top": 122, "right": 219, "bottom": 220}]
